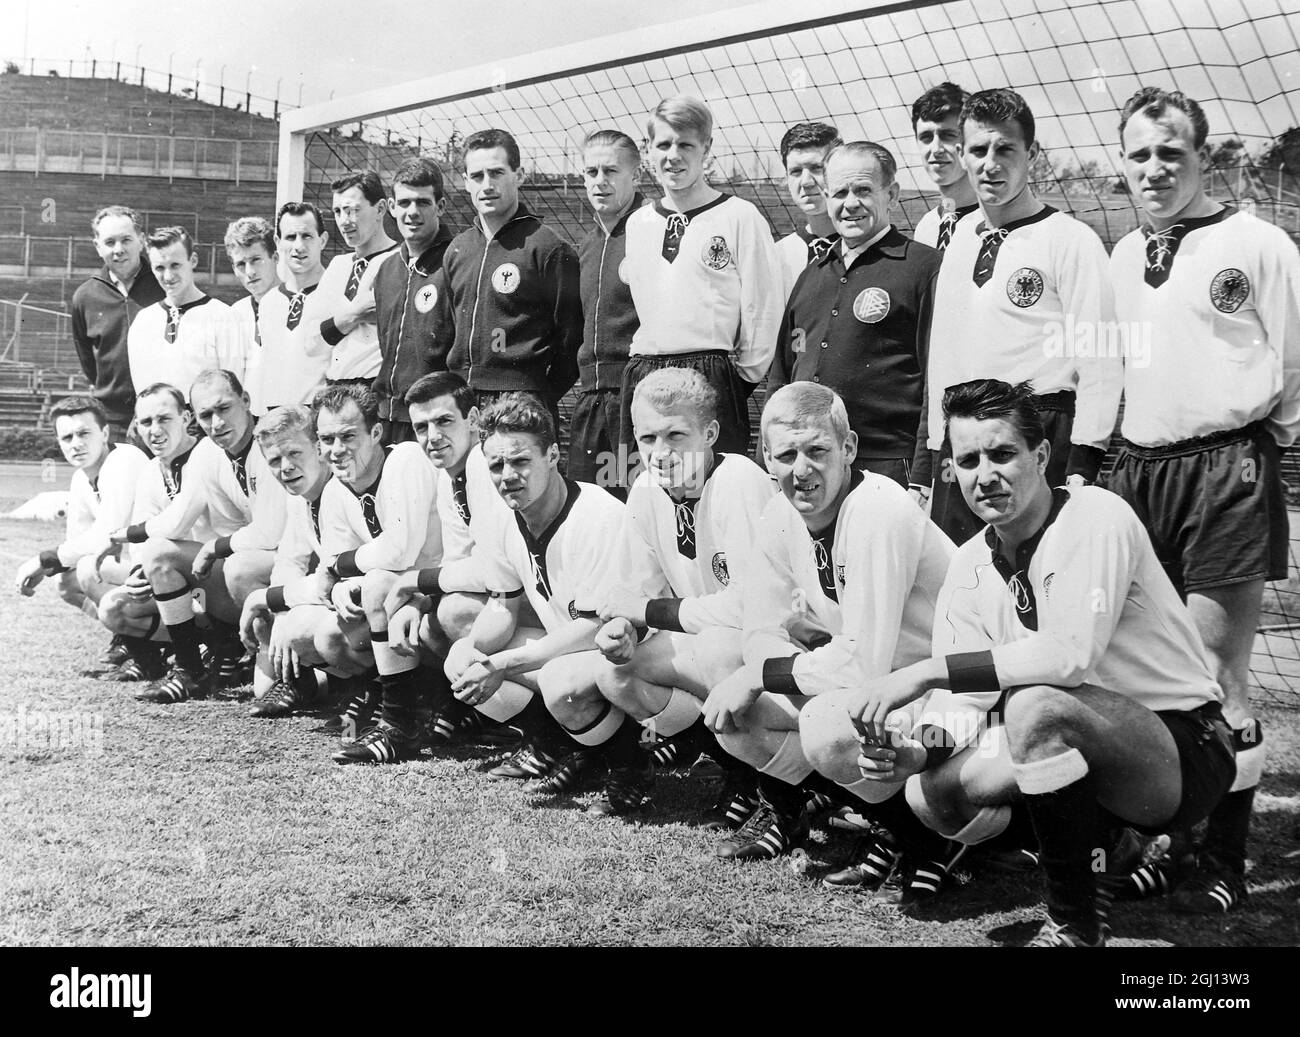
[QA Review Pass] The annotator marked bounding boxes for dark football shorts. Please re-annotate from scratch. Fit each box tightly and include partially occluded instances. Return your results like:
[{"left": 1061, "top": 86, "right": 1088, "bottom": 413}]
[
  {"left": 567, "top": 387, "right": 624, "bottom": 493},
  {"left": 1146, "top": 701, "right": 1235, "bottom": 833},
  {"left": 619, "top": 349, "right": 753, "bottom": 457},
  {"left": 1106, "top": 421, "right": 1288, "bottom": 595}
]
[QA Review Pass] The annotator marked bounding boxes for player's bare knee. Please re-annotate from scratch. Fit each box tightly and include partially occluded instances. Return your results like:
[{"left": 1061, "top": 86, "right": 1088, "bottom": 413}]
[
  {"left": 914, "top": 767, "right": 971, "bottom": 833},
  {"left": 1003, "top": 684, "right": 1075, "bottom": 756},
  {"left": 56, "top": 571, "right": 83, "bottom": 607},
  {"left": 444, "top": 637, "right": 476, "bottom": 681},
  {"left": 798, "top": 695, "right": 858, "bottom": 777},
  {"left": 716, "top": 729, "right": 766, "bottom": 771},
  {"left": 359, "top": 570, "right": 397, "bottom": 617},
  {"left": 222, "top": 554, "right": 264, "bottom": 603},
  {"left": 140, "top": 537, "right": 181, "bottom": 579},
  {"left": 437, "top": 594, "right": 483, "bottom": 642},
  {"left": 97, "top": 590, "right": 127, "bottom": 631}
]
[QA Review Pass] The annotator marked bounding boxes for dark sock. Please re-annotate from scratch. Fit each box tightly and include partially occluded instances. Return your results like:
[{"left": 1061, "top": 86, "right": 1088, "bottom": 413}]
[
  {"left": 801, "top": 770, "right": 854, "bottom": 808},
  {"left": 865, "top": 788, "right": 951, "bottom": 860},
  {"left": 378, "top": 667, "right": 421, "bottom": 732},
  {"left": 164, "top": 617, "right": 204, "bottom": 675},
  {"left": 602, "top": 715, "right": 648, "bottom": 770},
  {"left": 1023, "top": 775, "right": 1102, "bottom": 940},
  {"left": 1202, "top": 787, "right": 1254, "bottom": 877},
  {"left": 204, "top": 617, "right": 237, "bottom": 646},
  {"left": 757, "top": 771, "right": 805, "bottom": 819}
]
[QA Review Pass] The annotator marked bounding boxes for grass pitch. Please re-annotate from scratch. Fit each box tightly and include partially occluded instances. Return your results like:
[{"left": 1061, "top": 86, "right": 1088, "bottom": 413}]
[{"left": 2, "top": 491, "right": 1298, "bottom": 946}]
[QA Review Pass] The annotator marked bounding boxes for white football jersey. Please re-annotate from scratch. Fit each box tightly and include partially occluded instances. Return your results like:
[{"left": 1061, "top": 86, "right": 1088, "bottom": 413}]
[
  {"left": 252, "top": 283, "right": 332, "bottom": 411},
  {"left": 434, "top": 444, "right": 513, "bottom": 594},
  {"left": 317, "top": 247, "right": 398, "bottom": 381},
  {"left": 127, "top": 296, "right": 249, "bottom": 398},
  {"left": 58, "top": 444, "right": 149, "bottom": 567}
]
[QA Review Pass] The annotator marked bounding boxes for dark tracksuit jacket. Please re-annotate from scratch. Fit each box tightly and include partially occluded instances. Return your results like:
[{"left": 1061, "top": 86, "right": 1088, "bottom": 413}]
[
  {"left": 71, "top": 262, "right": 165, "bottom": 426},
  {"left": 576, "top": 194, "right": 643, "bottom": 394},
  {"left": 441, "top": 202, "right": 582, "bottom": 403},
  {"left": 372, "top": 225, "right": 455, "bottom": 423},
  {"left": 770, "top": 227, "right": 940, "bottom": 486}
]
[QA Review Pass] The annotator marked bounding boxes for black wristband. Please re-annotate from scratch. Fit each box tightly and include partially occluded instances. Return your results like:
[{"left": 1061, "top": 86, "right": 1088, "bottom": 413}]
[
  {"left": 334, "top": 550, "right": 361, "bottom": 578},
  {"left": 761, "top": 655, "right": 801, "bottom": 695},
  {"left": 947, "top": 650, "right": 1000, "bottom": 695},
  {"left": 126, "top": 522, "right": 149, "bottom": 544},
  {"left": 39, "top": 549, "right": 68, "bottom": 575},
  {"left": 917, "top": 723, "right": 956, "bottom": 771},
  {"left": 266, "top": 586, "right": 288, "bottom": 613},
  {"left": 320, "top": 317, "right": 345, "bottom": 346},
  {"left": 644, "top": 597, "right": 685, "bottom": 632},
  {"left": 213, "top": 536, "right": 234, "bottom": 559},
  {"left": 416, "top": 568, "right": 442, "bottom": 594}
]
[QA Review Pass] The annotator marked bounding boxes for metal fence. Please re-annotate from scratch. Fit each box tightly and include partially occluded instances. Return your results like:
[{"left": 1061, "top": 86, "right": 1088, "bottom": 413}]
[{"left": 0, "top": 128, "right": 278, "bottom": 183}]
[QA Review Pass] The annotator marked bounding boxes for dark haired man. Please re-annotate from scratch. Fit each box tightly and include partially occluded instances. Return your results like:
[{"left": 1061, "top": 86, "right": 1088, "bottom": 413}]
[
  {"left": 318, "top": 171, "right": 399, "bottom": 390},
  {"left": 910, "top": 83, "right": 979, "bottom": 251},
  {"left": 441, "top": 129, "right": 582, "bottom": 419},
  {"left": 775, "top": 121, "right": 841, "bottom": 297},
  {"left": 847, "top": 377, "right": 1232, "bottom": 947},
  {"left": 373, "top": 157, "right": 456, "bottom": 443}
]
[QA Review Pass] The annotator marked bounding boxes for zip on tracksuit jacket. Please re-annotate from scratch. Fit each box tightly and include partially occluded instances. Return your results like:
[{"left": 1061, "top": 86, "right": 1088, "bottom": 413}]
[
  {"left": 440, "top": 202, "right": 582, "bottom": 403},
  {"left": 71, "top": 263, "right": 165, "bottom": 426},
  {"left": 372, "top": 226, "right": 455, "bottom": 422},
  {"left": 576, "top": 194, "right": 644, "bottom": 393}
]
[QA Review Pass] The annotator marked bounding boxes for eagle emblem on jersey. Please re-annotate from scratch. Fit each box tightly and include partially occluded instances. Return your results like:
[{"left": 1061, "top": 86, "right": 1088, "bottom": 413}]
[
  {"left": 618, "top": 258, "right": 630, "bottom": 285},
  {"left": 702, "top": 236, "right": 732, "bottom": 270},
  {"left": 414, "top": 284, "right": 438, "bottom": 313},
  {"left": 852, "top": 287, "right": 890, "bottom": 324},
  {"left": 1007, "top": 267, "right": 1044, "bottom": 308},
  {"left": 567, "top": 601, "right": 580, "bottom": 620},
  {"left": 711, "top": 552, "right": 729, "bottom": 585},
  {"left": 492, "top": 263, "right": 521, "bottom": 295},
  {"left": 1210, "top": 268, "right": 1249, "bottom": 313}
]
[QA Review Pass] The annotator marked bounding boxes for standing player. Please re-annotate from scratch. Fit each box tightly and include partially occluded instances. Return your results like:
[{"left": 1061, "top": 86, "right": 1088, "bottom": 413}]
[
  {"left": 924, "top": 88, "right": 1121, "bottom": 545},
  {"left": 13, "top": 397, "right": 147, "bottom": 633},
  {"left": 774, "top": 121, "right": 841, "bottom": 298},
  {"left": 312, "top": 384, "right": 442, "bottom": 764},
  {"left": 768, "top": 141, "right": 939, "bottom": 495},
  {"left": 700, "top": 383, "right": 954, "bottom": 880},
  {"left": 373, "top": 157, "right": 455, "bottom": 443},
  {"left": 589, "top": 368, "right": 776, "bottom": 818},
  {"left": 255, "top": 202, "right": 331, "bottom": 411},
  {"left": 441, "top": 129, "right": 582, "bottom": 422},
  {"left": 569, "top": 129, "right": 645, "bottom": 494},
  {"left": 848, "top": 379, "right": 1232, "bottom": 946},
  {"left": 96, "top": 383, "right": 208, "bottom": 681},
  {"left": 910, "top": 84, "right": 979, "bottom": 251},
  {"left": 127, "top": 227, "right": 249, "bottom": 393},
  {"left": 1105, "top": 88, "right": 1300, "bottom": 913},
  {"left": 443, "top": 394, "right": 626, "bottom": 783},
  {"left": 71, "top": 206, "right": 164, "bottom": 441},
  {"left": 103, "top": 370, "right": 287, "bottom": 703},
  {"left": 224, "top": 216, "right": 281, "bottom": 415},
  {"left": 621, "top": 95, "right": 784, "bottom": 456},
  {"left": 317, "top": 171, "right": 399, "bottom": 389}
]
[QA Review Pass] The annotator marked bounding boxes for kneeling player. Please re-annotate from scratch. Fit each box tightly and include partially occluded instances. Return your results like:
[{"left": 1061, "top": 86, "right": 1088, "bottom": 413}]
[
  {"left": 701, "top": 383, "right": 956, "bottom": 891},
  {"left": 238, "top": 406, "right": 373, "bottom": 718},
  {"left": 591, "top": 367, "right": 775, "bottom": 820},
  {"left": 103, "top": 370, "right": 287, "bottom": 702},
  {"left": 95, "top": 383, "right": 207, "bottom": 680},
  {"left": 14, "top": 396, "right": 147, "bottom": 653},
  {"left": 846, "top": 379, "right": 1233, "bottom": 946},
  {"left": 443, "top": 393, "right": 629, "bottom": 787}
]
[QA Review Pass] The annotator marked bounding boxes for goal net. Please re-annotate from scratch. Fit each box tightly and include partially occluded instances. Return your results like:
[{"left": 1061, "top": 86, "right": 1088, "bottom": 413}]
[{"left": 277, "top": 0, "right": 1300, "bottom": 699}]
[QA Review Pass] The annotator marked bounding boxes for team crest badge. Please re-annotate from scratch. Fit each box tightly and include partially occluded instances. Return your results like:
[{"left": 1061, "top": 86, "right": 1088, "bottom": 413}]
[
  {"left": 492, "top": 263, "right": 521, "bottom": 294},
  {"left": 414, "top": 284, "right": 438, "bottom": 313},
  {"left": 836, "top": 564, "right": 846, "bottom": 588},
  {"left": 853, "top": 287, "right": 890, "bottom": 324},
  {"left": 711, "top": 552, "right": 730, "bottom": 585},
  {"left": 567, "top": 601, "right": 581, "bottom": 620},
  {"left": 1007, "top": 267, "right": 1044, "bottom": 308},
  {"left": 1210, "top": 268, "right": 1249, "bottom": 313},
  {"left": 702, "top": 236, "right": 732, "bottom": 270},
  {"left": 618, "top": 258, "right": 630, "bottom": 285}
]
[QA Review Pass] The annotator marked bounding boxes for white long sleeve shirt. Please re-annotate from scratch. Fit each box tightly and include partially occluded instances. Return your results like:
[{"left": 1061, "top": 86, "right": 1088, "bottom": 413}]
[
  {"left": 434, "top": 444, "right": 513, "bottom": 594},
  {"left": 317, "top": 247, "right": 398, "bottom": 381},
  {"left": 265, "top": 483, "right": 331, "bottom": 612},
  {"left": 130, "top": 444, "right": 215, "bottom": 544},
  {"left": 127, "top": 296, "right": 249, "bottom": 398},
  {"left": 319, "top": 442, "right": 440, "bottom": 575},
  {"left": 926, "top": 206, "right": 1121, "bottom": 454},
  {"left": 1110, "top": 207, "right": 1300, "bottom": 447},
  {"left": 251, "top": 284, "right": 332, "bottom": 411},
  {"left": 624, "top": 194, "right": 783, "bottom": 383},
  {"left": 478, "top": 480, "right": 625, "bottom": 634},
  {"left": 54, "top": 444, "right": 149, "bottom": 567},
  {"left": 920, "top": 486, "right": 1222, "bottom": 750},
  {"left": 620, "top": 452, "right": 776, "bottom": 633},
  {"left": 743, "top": 470, "right": 955, "bottom": 696}
]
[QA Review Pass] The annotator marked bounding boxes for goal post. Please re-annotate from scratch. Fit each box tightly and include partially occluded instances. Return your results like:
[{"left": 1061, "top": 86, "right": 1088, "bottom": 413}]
[{"left": 277, "top": 0, "right": 1300, "bottom": 254}]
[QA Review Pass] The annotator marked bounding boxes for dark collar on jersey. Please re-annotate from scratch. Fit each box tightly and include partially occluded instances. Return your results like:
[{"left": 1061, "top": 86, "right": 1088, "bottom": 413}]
[
  {"left": 794, "top": 222, "right": 839, "bottom": 258},
  {"left": 475, "top": 200, "right": 540, "bottom": 238},
  {"left": 943, "top": 202, "right": 980, "bottom": 220},
  {"left": 808, "top": 468, "right": 863, "bottom": 604},
  {"left": 278, "top": 282, "right": 319, "bottom": 300},
  {"left": 515, "top": 478, "right": 581, "bottom": 552},
  {"left": 1141, "top": 204, "right": 1233, "bottom": 288},
  {"left": 87, "top": 442, "right": 116, "bottom": 494},
  {"left": 984, "top": 486, "right": 1070, "bottom": 631},
  {"left": 975, "top": 203, "right": 1055, "bottom": 238},
  {"left": 666, "top": 453, "right": 725, "bottom": 560},
  {"left": 358, "top": 243, "right": 399, "bottom": 262},
  {"left": 653, "top": 193, "right": 730, "bottom": 222},
  {"left": 164, "top": 443, "right": 196, "bottom": 496},
  {"left": 165, "top": 294, "right": 213, "bottom": 316},
  {"left": 401, "top": 224, "right": 455, "bottom": 274},
  {"left": 346, "top": 446, "right": 392, "bottom": 500}
]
